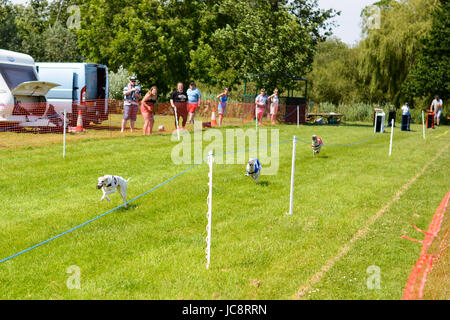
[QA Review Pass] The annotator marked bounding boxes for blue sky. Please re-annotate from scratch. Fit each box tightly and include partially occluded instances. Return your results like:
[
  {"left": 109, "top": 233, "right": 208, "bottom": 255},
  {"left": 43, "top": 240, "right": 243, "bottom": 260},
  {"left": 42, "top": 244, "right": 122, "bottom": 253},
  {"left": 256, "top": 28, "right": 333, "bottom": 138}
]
[
  {"left": 317, "top": 0, "right": 376, "bottom": 45},
  {"left": 11, "top": 0, "right": 376, "bottom": 45}
]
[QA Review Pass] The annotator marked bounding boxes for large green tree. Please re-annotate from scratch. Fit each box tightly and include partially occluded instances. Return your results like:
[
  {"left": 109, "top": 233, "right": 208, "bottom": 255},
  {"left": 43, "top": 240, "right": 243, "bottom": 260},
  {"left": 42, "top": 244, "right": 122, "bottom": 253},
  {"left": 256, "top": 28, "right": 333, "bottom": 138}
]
[
  {"left": 77, "top": 0, "right": 336, "bottom": 96},
  {"left": 190, "top": 0, "right": 337, "bottom": 92},
  {"left": 0, "top": 0, "right": 22, "bottom": 51},
  {"left": 403, "top": 0, "right": 449, "bottom": 103},
  {"left": 358, "top": 0, "right": 438, "bottom": 105},
  {"left": 77, "top": 0, "right": 203, "bottom": 95},
  {"left": 308, "top": 38, "right": 366, "bottom": 105}
]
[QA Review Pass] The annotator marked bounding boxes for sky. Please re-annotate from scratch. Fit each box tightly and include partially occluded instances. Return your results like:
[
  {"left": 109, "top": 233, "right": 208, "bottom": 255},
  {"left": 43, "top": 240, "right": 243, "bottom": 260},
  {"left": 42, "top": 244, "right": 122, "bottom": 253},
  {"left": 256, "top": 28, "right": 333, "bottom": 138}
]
[
  {"left": 317, "top": 0, "right": 377, "bottom": 45},
  {"left": 11, "top": 0, "right": 376, "bottom": 45}
]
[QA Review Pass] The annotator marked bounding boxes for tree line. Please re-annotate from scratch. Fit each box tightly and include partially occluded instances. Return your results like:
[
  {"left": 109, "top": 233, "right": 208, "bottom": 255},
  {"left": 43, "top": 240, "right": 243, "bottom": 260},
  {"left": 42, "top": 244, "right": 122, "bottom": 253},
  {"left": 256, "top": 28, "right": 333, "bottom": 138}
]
[
  {"left": 0, "top": 0, "right": 447, "bottom": 108},
  {"left": 308, "top": 0, "right": 449, "bottom": 109}
]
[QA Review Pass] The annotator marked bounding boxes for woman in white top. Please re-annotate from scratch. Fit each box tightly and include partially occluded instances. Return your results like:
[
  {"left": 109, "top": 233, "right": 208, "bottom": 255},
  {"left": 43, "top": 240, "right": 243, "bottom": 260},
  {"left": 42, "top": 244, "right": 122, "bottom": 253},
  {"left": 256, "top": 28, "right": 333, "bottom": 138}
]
[{"left": 268, "top": 88, "right": 279, "bottom": 125}]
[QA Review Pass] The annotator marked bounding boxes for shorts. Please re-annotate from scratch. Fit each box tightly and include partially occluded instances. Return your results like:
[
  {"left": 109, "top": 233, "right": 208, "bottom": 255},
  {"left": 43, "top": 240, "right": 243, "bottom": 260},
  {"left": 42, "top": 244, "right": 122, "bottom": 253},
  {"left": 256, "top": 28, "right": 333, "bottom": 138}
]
[
  {"left": 256, "top": 107, "right": 265, "bottom": 117},
  {"left": 218, "top": 103, "right": 226, "bottom": 115},
  {"left": 270, "top": 104, "right": 279, "bottom": 115},
  {"left": 435, "top": 108, "right": 442, "bottom": 120},
  {"left": 188, "top": 102, "right": 199, "bottom": 114},
  {"left": 123, "top": 103, "right": 138, "bottom": 121}
]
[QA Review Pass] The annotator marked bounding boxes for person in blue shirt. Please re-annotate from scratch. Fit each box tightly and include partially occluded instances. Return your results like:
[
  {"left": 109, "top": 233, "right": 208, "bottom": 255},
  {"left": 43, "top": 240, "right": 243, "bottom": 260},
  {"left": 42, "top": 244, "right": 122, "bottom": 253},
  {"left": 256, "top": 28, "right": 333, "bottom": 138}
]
[{"left": 186, "top": 82, "right": 202, "bottom": 124}]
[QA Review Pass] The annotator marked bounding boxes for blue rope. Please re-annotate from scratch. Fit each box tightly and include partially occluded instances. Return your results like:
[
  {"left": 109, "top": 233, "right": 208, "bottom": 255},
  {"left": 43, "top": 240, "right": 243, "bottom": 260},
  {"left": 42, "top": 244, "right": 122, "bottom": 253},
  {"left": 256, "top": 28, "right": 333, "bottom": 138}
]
[{"left": 0, "top": 135, "right": 292, "bottom": 264}]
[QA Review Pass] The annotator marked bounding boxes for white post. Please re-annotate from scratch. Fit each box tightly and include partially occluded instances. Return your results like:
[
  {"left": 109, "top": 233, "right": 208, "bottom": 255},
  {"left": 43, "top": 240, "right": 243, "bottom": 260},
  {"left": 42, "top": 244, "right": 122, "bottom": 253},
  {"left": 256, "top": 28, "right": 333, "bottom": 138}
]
[
  {"left": 389, "top": 119, "right": 394, "bottom": 157},
  {"left": 174, "top": 107, "right": 180, "bottom": 141},
  {"left": 287, "top": 136, "right": 297, "bottom": 215},
  {"left": 422, "top": 111, "right": 426, "bottom": 139},
  {"left": 206, "top": 150, "right": 213, "bottom": 269},
  {"left": 255, "top": 108, "right": 258, "bottom": 133},
  {"left": 63, "top": 109, "right": 66, "bottom": 159},
  {"left": 297, "top": 106, "right": 299, "bottom": 128}
]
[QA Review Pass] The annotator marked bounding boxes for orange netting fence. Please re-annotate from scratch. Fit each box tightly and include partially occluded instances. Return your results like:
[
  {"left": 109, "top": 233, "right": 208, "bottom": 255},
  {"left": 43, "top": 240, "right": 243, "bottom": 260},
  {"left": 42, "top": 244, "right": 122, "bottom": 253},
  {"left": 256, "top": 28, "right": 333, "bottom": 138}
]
[{"left": 402, "top": 191, "right": 450, "bottom": 300}]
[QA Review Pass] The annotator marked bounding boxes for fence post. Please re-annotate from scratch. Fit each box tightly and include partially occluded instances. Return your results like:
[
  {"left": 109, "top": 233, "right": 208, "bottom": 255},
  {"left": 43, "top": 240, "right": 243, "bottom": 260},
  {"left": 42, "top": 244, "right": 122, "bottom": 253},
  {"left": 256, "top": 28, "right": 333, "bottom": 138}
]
[
  {"left": 389, "top": 119, "right": 394, "bottom": 157},
  {"left": 174, "top": 106, "right": 180, "bottom": 141},
  {"left": 287, "top": 136, "right": 297, "bottom": 215},
  {"left": 63, "top": 109, "right": 66, "bottom": 159},
  {"left": 422, "top": 111, "right": 426, "bottom": 140},
  {"left": 206, "top": 150, "right": 213, "bottom": 269}
]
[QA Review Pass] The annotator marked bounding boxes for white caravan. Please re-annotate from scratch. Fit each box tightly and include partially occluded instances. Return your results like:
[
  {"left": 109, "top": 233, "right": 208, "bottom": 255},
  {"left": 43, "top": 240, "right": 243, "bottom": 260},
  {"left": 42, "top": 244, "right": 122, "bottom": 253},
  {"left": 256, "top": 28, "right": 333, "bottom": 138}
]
[
  {"left": 36, "top": 62, "right": 109, "bottom": 126},
  {"left": 0, "top": 49, "right": 64, "bottom": 129}
]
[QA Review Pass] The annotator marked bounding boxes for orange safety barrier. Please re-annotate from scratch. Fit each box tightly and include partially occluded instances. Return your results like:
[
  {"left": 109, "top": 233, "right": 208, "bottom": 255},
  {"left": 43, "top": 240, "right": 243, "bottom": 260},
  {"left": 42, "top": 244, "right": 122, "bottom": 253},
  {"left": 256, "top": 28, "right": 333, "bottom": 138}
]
[{"left": 402, "top": 191, "right": 450, "bottom": 300}]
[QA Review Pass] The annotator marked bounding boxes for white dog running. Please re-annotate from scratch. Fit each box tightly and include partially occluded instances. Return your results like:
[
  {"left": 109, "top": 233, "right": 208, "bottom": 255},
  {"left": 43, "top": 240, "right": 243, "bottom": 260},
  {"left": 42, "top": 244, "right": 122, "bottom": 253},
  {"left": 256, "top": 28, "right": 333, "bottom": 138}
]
[
  {"left": 245, "top": 158, "right": 262, "bottom": 184},
  {"left": 97, "top": 175, "right": 130, "bottom": 207}
]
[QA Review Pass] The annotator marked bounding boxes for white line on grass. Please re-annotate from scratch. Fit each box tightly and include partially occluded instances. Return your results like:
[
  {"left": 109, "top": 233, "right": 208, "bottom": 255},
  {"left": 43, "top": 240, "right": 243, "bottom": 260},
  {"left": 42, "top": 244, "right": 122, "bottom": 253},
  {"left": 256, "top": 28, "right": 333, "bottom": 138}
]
[{"left": 294, "top": 141, "right": 450, "bottom": 299}]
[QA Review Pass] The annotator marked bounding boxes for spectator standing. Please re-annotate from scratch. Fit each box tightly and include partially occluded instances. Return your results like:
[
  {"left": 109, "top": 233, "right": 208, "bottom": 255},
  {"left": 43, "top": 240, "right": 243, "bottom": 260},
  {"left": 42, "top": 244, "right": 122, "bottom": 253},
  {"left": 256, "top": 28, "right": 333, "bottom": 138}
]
[
  {"left": 401, "top": 102, "right": 411, "bottom": 131},
  {"left": 170, "top": 82, "right": 188, "bottom": 131},
  {"left": 141, "top": 86, "right": 158, "bottom": 135},
  {"left": 122, "top": 76, "right": 141, "bottom": 133},
  {"left": 186, "top": 82, "right": 201, "bottom": 124},
  {"left": 216, "top": 86, "right": 229, "bottom": 127},
  {"left": 268, "top": 88, "right": 279, "bottom": 125},
  {"left": 430, "top": 95, "right": 443, "bottom": 126},
  {"left": 255, "top": 88, "right": 268, "bottom": 126}
]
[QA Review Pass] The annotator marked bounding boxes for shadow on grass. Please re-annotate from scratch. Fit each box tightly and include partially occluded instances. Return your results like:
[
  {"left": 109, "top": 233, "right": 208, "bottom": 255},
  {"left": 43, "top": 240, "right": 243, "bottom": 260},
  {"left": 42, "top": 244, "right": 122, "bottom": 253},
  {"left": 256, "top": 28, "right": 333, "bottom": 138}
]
[
  {"left": 118, "top": 203, "right": 138, "bottom": 211},
  {"left": 257, "top": 181, "right": 270, "bottom": 187}
]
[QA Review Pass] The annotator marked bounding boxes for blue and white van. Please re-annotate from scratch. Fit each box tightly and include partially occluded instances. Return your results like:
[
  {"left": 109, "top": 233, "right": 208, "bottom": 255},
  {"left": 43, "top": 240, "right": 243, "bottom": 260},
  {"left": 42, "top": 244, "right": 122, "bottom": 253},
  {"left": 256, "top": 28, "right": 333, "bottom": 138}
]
[
  {"left": 36, "top": 62, "right": 109, "bottom": 126},
  {"left": 0, "top": 49, "right": 64, "bottom": 129}
]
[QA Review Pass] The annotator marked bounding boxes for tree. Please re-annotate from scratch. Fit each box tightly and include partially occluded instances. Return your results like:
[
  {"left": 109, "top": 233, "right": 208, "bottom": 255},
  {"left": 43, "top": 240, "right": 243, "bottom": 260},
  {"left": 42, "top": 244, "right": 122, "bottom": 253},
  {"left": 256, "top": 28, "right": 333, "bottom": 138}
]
[
  {"left": 41, "top": 22, "right": 83, "bottom": 62},
  {"left": 308, "top": 38, "right": 366, "bottom": 104},
  {"left": 77, "top": 0, "right": 203, "bottom": 96},
  {"left": 358, "top": 0, "right": 438, "bottom": 105},
  {"left": 0, "top": 0, "right": 22, "bottom": 51},
  {"left": 403, "top": 0, "right": 449, "bottom": 103},
  {"left": 14, "top": 0, "right": 51, "bottom": 61},
  {"left": 190, "top": 0, "right": 337, "bottom": 93}
]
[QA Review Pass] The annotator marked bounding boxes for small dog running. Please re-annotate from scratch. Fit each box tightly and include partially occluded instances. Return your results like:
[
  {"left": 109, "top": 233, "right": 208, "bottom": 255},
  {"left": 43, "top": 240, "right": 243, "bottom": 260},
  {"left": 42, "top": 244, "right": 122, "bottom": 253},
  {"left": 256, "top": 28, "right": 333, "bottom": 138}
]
[
  {"left": 97, "top": 175, "right": 130, "bottom": 207},
  {"left": 245, "top": 158, "right": 261, "bottom": 184},
  {"left": 311, "top": 135, "right": 323, "bottom": 156}
]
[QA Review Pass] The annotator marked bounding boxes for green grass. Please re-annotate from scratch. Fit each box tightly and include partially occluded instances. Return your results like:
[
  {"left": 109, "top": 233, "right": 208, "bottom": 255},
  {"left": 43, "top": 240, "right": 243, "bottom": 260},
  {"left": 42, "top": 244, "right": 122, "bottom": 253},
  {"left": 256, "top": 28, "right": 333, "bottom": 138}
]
[{"left": 0, "top": 122, "right": 448, "bottom": 299}]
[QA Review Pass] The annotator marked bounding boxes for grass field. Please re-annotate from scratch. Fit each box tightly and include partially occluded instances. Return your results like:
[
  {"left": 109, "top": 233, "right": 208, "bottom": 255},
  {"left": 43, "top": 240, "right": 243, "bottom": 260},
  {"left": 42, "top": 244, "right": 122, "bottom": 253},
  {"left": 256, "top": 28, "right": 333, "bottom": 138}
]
[{"left": 0, "top": 119, "right": 448, "bottom": 299}]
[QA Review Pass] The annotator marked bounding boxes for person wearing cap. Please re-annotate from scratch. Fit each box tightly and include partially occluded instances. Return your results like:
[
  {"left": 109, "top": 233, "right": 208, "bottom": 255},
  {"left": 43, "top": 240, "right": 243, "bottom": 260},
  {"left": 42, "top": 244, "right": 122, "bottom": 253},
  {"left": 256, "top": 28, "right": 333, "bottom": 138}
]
[
  {"left": 430, "top": 95, "right": 443, "bottom": 127},
  {"left": 170, "top": 82, "right": 188, "bottom": 131},
  {"left": 186, "top": 82, "right": 202, "bottom": 124},
  {"left": 122, "top": 76, "right": 141, "bottom": 132}
]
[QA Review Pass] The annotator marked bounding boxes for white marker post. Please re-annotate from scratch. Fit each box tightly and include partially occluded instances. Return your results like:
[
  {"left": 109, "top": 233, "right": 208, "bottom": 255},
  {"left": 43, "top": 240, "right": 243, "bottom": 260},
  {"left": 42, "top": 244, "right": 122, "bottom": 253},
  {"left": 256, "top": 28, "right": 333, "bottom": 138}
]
[
  {"left": 287, "top": 136, "right": 297, "bottom": 215},
  {"left": 297, "top": 106, "right": 300, "bottom": 128},
  {"left": 205, "top": 150, "right": 213, "bottom": 269},
  {"left": 174, "top": 106, "right": 180, "bottom": 141},
  {"left": 255, "top": 107, "right": 258, "bottom": 133},
  {"left": 389, "top": 119, "right": 394, "bottom": 157},
  {"left": 63, "top": 109, "right": 67, "bottom": 158},
  {"left": 422, "top": 110, "right": 426, "bottom": 139}
]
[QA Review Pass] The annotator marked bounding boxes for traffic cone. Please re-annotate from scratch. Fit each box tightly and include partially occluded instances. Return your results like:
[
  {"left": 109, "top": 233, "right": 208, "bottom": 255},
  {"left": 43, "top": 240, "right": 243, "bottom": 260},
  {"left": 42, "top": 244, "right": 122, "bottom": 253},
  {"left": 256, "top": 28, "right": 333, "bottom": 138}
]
[
  {"left": 75, "top": 109, "right": 84, "bottom": 132},
  {"left": 211, "top": 107, "right": 217, "bottom": 127}
]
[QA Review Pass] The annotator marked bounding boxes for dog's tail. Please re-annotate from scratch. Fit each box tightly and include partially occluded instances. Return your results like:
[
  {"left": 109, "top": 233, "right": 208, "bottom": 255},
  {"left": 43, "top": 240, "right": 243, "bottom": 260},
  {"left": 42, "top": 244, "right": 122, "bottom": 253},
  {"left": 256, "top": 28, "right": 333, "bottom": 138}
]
[{"left": 126, "top": 178, "right": 131, "bottom": 182}]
